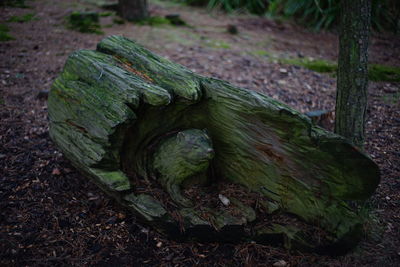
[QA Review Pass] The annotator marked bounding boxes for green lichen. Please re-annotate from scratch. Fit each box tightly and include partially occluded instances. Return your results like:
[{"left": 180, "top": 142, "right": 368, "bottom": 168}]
[
  {"left": 0, "top": 24, "right": 15, "bottom": 42},
  {"left": 7, "top": 13, "right": 38, "bottom": 23}
]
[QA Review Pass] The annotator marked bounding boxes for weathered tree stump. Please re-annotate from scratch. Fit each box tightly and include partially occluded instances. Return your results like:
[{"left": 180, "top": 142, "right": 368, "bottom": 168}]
[{"left": 48, "top": 36, "right": 380, "bottom": 253}]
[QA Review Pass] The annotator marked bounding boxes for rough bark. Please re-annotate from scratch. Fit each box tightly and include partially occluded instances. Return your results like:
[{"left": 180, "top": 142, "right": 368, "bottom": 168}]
[
  {"left": 48, "top": 36, "right": 380, "bottom": 253},
  {"left": 118, "top": 0, "right": 148, "bottom": 21},
  {"left": 335, "top": 0, "right": 371, "bottom": 148}
]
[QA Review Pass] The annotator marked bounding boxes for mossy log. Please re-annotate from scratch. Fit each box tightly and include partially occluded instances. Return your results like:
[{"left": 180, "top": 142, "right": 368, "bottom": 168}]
[{"left": 48, "top": 36, "right": 380, "bottom": 253}]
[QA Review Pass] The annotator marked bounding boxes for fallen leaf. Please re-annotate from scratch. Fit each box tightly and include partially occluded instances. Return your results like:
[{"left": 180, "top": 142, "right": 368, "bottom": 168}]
[
  {"left": 52, "top": 168, "right": 61, "bottom": 175},
  {"left": 273, "top": 260, "right": 288, "bottom": 267}
]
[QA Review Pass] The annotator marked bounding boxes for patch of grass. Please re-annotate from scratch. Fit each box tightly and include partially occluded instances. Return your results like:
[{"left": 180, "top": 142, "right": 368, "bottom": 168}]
[
  {"left": 136, "top": 16, "right": 171, "bottom": 26},
  {"left": 369, "top": 64, "right": 400, "bottom": 82},
  {"left": 279, "top": 57, "right": 400, "bottom": 82},
  {"left": 281, "top": 58, "right": 337, "bottom": 73},
  {"left": 7, "top": 13, "right": 38, "bottom": 23},
  {"left": 67, "top": 11, "right": 103, "bottom": 34},
  {"left": 204, "top": 39, "right": 231, "bottom": 49},
  {"left": 0, "top": 24, "right": 15, "bottom": 42},
  {"left": 251, "top": 50, "right": 271, "bottom": 57}
]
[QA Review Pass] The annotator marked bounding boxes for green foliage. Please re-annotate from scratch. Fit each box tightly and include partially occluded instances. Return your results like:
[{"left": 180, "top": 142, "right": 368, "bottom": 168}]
[
  {"left": 0, "top": 24, "right": 15, "bottom": 42},
  {"left": 179, "top": 0, "right": 399, "bottom": 32},
  {"left": 267, "top": 0, "right": 338, "bottom": 31},
  {"left": 267, "top": 0, "right": 399, "bottom": 32},
  {"left": 7, "top": 13, "right": 37, "bottom": 23},
  {"left": 1, "top": 0, "right": 29, "bottom": 8},
  {"left": 177, "top": 0, "right": 266, "bottom": 14},
  {"left": 67, "top": 11, "right": 103, "bottom": 34}
]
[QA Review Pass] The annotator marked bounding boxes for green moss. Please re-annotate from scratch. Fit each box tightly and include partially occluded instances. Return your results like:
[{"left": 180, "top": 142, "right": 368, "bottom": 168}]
[
  {"left": 7, "top": 13, "right": 38, "bottom": 23},
  {"left": 49, "top": 35, "right": 381, "bottom": 249},
  {"left": 251, "top": 50, "right": 271, "bottom": 57},
  {"left": 281, "top": 58, "right": 337, "bottom": 73},
  {"left": 278, "top": 57, "right": 399, "bottom": 82},
  {"left": 136, "top": 16, "right": 171, "bottom": 26},
  {"left": 67, "top": 11, "right": 103, "bottom": 34},
  {"left": 369, "top": 64, "right": 400, "bottom": 82},
  {"left": 0, "top": 24, "right": 15, "bottom": 42}
]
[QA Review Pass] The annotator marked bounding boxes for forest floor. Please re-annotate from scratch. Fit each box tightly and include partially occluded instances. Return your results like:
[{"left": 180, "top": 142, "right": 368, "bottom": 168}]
[{"left": 1, "top": 0, "right": 399, "bottom": 266}]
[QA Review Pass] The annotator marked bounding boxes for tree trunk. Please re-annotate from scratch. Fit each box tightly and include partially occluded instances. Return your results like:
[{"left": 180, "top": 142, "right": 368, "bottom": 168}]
[
  {"left": 335, "top": 0, "right": 371, "bottom": 148},
  {"left": 48, "top": 36, "right": 380, "bottom": 253},
  {"left": 118, "top": 0, "right": 148, "bottom": 21}
]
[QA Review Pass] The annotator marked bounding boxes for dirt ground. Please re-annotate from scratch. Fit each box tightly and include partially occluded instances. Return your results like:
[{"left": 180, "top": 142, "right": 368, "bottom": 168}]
[{"left": 1, "top": 0, "right": 399, "bottom": 266}]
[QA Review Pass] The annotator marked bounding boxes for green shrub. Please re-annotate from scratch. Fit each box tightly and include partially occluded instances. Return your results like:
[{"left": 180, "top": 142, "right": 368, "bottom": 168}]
[
  {"left": 177, "top": 0, "right": 266, "bottom": 14},
  {"left": 267, "top": 0, "right": 399, "bottom": 32},
  {"left": 267, "top": 0, "right": 338, "bottom": 31},
  {"left": 178, "top": 0, "right": 399, "bottom": 32}
]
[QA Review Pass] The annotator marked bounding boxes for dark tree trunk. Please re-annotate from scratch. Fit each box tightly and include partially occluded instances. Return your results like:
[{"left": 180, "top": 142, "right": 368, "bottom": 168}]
[
  {"left": 335, "top": 0, "right": 371, "bottom": 148},
  {"left": 118, "top": 0, "right": 148, "bottom": 21}
]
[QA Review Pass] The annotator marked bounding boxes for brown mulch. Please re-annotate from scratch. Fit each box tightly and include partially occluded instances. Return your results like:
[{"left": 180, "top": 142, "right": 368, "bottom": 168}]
[{"left": 1, "top": 0, "right": 399, "bottom": 266}]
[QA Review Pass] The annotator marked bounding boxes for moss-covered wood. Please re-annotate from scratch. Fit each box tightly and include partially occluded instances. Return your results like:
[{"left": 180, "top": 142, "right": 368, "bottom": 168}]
[{"left": 48, "top": 35, "right": 380, "bottom": 253}]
